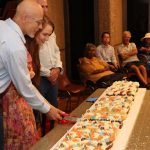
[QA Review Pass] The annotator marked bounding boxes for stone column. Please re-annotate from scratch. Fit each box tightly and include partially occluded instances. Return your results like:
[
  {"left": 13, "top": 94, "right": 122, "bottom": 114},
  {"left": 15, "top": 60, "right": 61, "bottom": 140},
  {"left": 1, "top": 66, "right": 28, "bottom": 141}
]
[{"left": 98, "top": 0, "right": 125, "bottom": 46}]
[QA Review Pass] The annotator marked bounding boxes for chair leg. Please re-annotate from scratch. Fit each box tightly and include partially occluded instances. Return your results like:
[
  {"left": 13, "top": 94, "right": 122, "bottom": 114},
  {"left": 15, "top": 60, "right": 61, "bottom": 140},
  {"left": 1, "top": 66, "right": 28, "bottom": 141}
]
[
  {"left": 68, "top": 96, "right": 72, "bottom": 112},
  {"left": 65, "top": 97, "right": 69, "bottom": 112},
  {"left": 76, "top": 94, "right": 81, "bottom": 107},
  {"left": 65, "top": 96, "right": 71, "bottom": 112}
]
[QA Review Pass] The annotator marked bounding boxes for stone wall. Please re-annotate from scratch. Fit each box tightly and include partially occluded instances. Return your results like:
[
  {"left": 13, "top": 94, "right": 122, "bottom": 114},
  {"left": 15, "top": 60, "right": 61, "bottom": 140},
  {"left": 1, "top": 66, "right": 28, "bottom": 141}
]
[
  {"left": 47, "top": 0, "right": 65, "bottom": 68},
  {"left": 98, "top": 0, "right": 126, "bottom": 46},
  {"left": 109, "top": 0, "right": 123, "bottom": 45}
]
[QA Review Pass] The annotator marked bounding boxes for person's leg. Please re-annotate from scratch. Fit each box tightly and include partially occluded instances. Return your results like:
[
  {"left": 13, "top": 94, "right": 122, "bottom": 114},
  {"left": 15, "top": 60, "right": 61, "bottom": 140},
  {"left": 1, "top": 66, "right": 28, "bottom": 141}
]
[
  {"left": 46, "top": 82, "right": 58, "bottom": 108},
  {"left": 46, "top": 81, "right": 58, "bottom": 130},
  {"left": 139, "top": 65, "right": 147, "bottom": 83},
  {"left": 130, "top": 65, "right": 147, "bottom": 85},
  {"left": 39, "top": 77, "right": 50, "bottom": 136},
  {"left": 96, "top": 74, "right": 113, "bottom": 87},
  {"left": 39, "top": 77, "right": 58, "bottom": 135},
  {"left": 108, "top": 73, "right": 124, "bottom": 82},
  {"left": 96, "top": 73, "right": 124, "bottom": 87}
]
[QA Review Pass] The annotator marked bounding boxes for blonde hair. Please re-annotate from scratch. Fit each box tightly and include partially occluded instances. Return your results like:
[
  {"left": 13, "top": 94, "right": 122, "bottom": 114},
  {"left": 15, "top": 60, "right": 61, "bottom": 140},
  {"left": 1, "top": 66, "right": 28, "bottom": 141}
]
[{"left": 123, "top": 31, "right": 131, "bottom": 38}]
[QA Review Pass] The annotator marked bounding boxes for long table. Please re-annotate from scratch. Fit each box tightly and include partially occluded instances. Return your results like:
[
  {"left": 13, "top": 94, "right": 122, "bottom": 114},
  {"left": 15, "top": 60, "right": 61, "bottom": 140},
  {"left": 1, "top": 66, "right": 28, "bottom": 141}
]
[{"left": 30, "top": 88, "right": 150, "bottom": 150}]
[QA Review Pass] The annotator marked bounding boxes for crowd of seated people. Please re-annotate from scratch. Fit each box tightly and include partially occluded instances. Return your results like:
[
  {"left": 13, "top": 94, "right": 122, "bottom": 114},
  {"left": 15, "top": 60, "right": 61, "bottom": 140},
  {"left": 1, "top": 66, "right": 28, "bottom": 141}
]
[{"left": 79, "top": 31, "right": 150, "bottom": 89}]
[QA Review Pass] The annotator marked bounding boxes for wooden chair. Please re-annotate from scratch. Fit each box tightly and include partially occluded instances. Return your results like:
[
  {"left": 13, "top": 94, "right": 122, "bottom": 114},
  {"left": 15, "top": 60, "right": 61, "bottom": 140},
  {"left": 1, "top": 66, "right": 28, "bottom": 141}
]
[{"left": 58, "top": 72, "right": 86, "bottom": 112}]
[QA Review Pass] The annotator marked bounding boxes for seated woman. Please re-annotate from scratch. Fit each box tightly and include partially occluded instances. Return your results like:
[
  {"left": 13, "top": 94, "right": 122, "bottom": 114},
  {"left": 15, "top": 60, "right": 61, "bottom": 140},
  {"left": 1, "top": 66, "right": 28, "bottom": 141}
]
[
  {"left": 79, "top": 43, "right": 124, "bottom": 88},
  {"left": 117, "top": 31, "right": 149, "bottom": 88},
  {"left": 139, "top": 33, "right": 150, "bottom": 72}
]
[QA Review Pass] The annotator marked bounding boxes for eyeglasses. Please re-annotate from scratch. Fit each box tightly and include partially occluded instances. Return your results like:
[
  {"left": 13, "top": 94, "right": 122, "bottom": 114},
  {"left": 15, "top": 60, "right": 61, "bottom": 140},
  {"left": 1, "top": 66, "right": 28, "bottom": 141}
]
[
  {"left": 41, "top": 5, "right": 48, "bottom": 9},
  {"left": 29, "top": 17, "right": 44, "bottom": 26}
]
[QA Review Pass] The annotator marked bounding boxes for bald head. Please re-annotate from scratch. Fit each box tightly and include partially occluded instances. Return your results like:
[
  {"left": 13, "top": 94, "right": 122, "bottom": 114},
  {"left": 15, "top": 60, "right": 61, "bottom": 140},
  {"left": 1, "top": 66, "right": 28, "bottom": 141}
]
[
  {"left": 15, "top": 0, "right": 43, "bottom": 18},
  {"left": 13, "top": 0, "right": 44, "bottom": 37},
  {"left": 122, "top": 31, "right": 131, "bottom": 38},
  {"left": 122, "top": 31, "right": 131, "bottom": 45}
]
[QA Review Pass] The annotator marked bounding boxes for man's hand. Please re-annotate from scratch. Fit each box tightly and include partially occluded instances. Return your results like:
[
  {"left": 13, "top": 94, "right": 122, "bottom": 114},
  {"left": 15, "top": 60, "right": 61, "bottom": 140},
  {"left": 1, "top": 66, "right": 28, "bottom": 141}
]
[
  {"left": 121, "top": 52, "right": 129, "bottom": 60},
  {"left": 114, "top": 62, "right": 119, "bottom": 69},
  {"left": 48, "top": 68, "right": 61, "bottom": 85},
  {"left": 46, "top": 105, "right": 65, "bottom": 121},
  {"left": 109, "top": 64, "right": 117, "bottom": 72}
]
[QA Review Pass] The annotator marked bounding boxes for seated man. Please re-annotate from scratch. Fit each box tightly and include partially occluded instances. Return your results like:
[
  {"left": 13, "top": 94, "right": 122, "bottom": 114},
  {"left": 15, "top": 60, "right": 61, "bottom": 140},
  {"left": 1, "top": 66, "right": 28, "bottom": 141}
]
[
  {"left": 139, "top": 33, "right": 150, "bottom": 72},
  {"left": 96, "top": 32, "right": 119, "bottom": 71},
  {"left": 79, "top": 43, "right": 124, "bottom": 88},
  {"left": 117, "top": 31, "right": 149, "bottom": 88}
]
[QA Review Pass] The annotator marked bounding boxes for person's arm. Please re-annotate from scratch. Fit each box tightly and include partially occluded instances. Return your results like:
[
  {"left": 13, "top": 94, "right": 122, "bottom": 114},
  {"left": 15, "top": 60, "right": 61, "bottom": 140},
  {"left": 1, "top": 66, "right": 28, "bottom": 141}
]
[
  {"left": 80, "top": 58, "right": 97, "bottom": 75},
  {"left": 40, "top": 64, "right": 51, "bottom": 77},
  {"left": 111, "top": 47, "right": 118, "bottom": 67},
  {"left": 3, "top": 46, "right": 64, "bottom": 120},
  {"left": 49, "top": 32, "right": 63, "bottom": 71},
  {"left": 96, "top": 46, "right": 103, "bottom": 60},
  {"left": 128, "top": 43, "right": 138, "bottom": 56},
  {"left": 98, "top": 59, "right": 109, "bottom": 68},
  {"left": 117, "top": 45, "right": 126, "bottom": 63},
  {"left": 92, "top": 67, "right": 109, "bottom": 74},
  {"left": 121, "top": 43, "right": 138, "bottom": 60},
  {"left": 7, "top": 50, "right": 50, "bottom": 112},
  {"left": 140, "top": 46, "right": 150, "bottom": 52},
  {"left": 80, "top": 58, "right": 108, "bottom": 75}
]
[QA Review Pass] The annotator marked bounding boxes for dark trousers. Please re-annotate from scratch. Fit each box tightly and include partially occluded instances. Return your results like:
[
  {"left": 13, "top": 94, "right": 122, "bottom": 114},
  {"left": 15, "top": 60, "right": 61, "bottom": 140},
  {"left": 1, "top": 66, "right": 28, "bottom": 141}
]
[
  {"left": 96, "top": 73, "right": 124, "bottom": 87},
  {"left": 39, "top": 77, "right": 58, "bottom": 136}
]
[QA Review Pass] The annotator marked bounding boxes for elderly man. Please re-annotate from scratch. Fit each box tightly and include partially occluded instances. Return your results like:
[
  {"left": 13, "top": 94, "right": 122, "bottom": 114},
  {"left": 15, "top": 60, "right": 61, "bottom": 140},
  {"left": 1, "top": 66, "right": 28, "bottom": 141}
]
[
  {"left": 36, "top": 0, "right": 63, "bottom": 135},
  {"left": 117, "top": 31, "right": 149, "bottom": 88},
  {"left": 0, "top": 0, "right": 64, "bottom": 149}
]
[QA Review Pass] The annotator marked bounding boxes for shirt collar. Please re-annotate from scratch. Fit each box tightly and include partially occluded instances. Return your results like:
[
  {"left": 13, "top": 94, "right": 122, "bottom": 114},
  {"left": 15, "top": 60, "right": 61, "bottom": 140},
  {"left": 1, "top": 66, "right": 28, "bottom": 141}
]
[
  {"left": 122, "top": 43, "right": 130, "bottom": 47},
  {"left": 102, "top": 44, "right": 109, "bottom": 48},
  {"left": 5, "top": 18, "right": 26, "bottom": 44}
]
